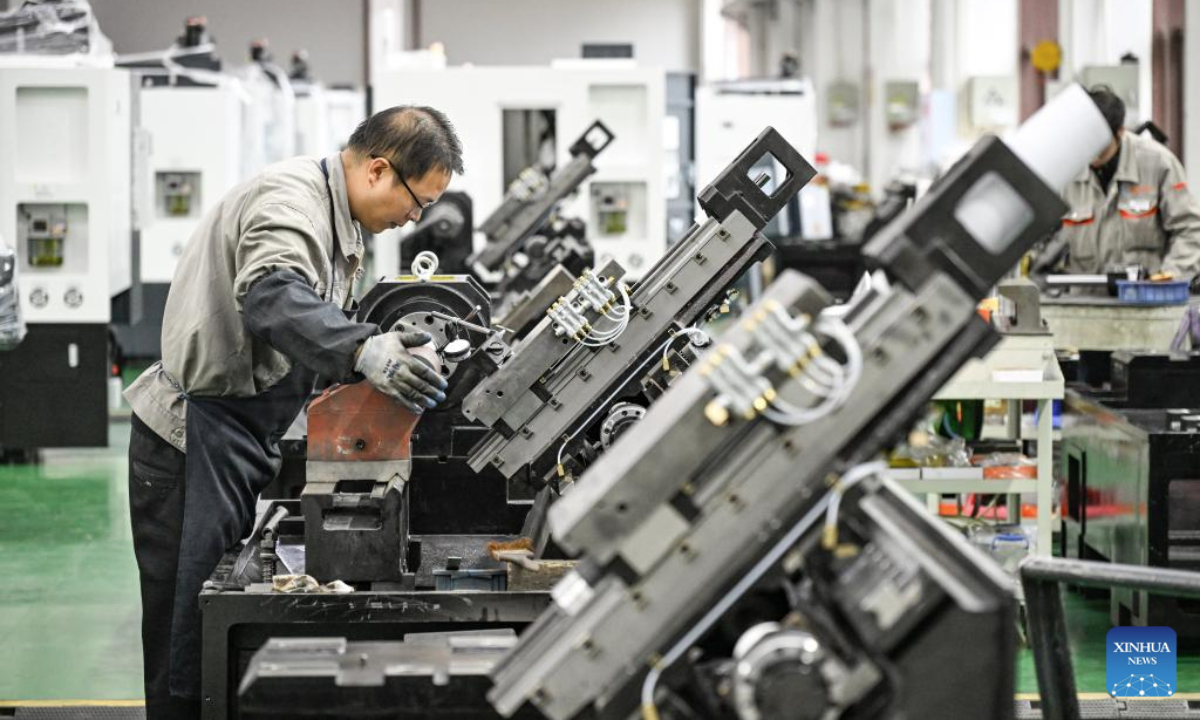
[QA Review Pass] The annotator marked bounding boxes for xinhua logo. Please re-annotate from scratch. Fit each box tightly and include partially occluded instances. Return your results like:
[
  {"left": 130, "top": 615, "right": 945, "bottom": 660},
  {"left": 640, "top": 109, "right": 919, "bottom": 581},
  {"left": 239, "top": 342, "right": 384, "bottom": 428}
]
[{"left": 1107, "top": 627, "right": 1177, "bottom": 698}]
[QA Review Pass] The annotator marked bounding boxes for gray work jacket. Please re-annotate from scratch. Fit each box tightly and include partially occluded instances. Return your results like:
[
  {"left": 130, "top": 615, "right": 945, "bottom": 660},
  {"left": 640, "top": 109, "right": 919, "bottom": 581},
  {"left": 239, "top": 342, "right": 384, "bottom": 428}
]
[
  {"left": 1057, "top": 132, "right": 1200, "bottom": 278},
  {"left": 125, "top": 154, "right": 365, "bottom": 452}
]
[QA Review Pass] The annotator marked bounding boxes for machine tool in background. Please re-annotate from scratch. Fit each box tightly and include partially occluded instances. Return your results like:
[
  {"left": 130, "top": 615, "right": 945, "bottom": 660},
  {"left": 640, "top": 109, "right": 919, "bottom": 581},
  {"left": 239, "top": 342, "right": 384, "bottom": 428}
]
[
  {"left": 695, "top": 81, "right": 886, "bottom": 301},
  {"left": 486, "top": 82, "right": 1111, "bottom": 720},
  {"left": 462, "top": 126, "right": 816, "bottom": 491},
  {"left": 371, "top": 62, "right": 668, "bottom": 277},
  {"left": 397, "top": 192, "right": 474, "bottom": 275},
  {"left": 861, "top": 178, "right": 918, "bottom": 242},
  {"left": 239, "top": 38, "right": 296, "bottom": 177},
  {"left": 0, "top": 232, "right": 23, "bottom": 350},
  {"left": 694, "top": 78, "right": 818, "bottom": 241},
  {"left": 468, "top": 120, "right": 612, "bottom": 285},
  {"left": 1061, "top": 350, "right": 1200, "bottom": 639},
  {"left": 0, "top": 52, "right": 132, "bottom": 453},
  {"left": 664, "top": 72, "right": 696, "bottom": 246},
  {"left": 111, "top": 19, "right": 366, "bottom": 361},
  {"left": 489, "top": 216, "right": 594, "bottom": 319},
  {"left": 449, "top": 120, "right": 612, "bottom": 337},
  {"left": 769, "top": 177, "right": 904, "bottom": 302},
  {"left": 287, "top": 48, "right": 365, "bottom": 157},
  {"left": 0, "top": 0, "right": 106, "bottom": 55},
  {"left": 113, "top": 17, "right": 245, "bottom": 360},
  {"left": 118, "top": 15, "right": 222, "bottom": 75}
]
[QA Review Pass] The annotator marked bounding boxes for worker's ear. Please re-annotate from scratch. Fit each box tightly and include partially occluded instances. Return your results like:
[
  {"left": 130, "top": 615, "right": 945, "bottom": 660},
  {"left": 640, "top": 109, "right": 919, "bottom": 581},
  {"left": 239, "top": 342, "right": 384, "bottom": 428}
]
[{"left": 366, "top": 156, "right": 391, "bottom": 187}]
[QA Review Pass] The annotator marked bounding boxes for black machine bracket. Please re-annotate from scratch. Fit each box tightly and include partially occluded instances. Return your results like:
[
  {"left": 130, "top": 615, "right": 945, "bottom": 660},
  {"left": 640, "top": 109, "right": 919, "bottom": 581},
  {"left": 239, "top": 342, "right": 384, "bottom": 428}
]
[{"left": 696, "top": 125, "right": 816, "bottom": 230}]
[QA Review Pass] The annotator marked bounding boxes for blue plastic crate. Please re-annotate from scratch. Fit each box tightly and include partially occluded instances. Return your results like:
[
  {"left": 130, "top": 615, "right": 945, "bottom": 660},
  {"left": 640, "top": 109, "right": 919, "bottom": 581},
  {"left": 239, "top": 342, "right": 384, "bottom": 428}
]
[{"left": 1116, "top": 280, "right": 1190, "bottom": 305}]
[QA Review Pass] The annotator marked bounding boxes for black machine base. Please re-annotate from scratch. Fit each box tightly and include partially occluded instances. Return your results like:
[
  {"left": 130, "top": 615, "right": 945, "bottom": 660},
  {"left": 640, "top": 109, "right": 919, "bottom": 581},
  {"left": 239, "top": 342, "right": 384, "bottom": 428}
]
[
  {"left": 1062, "top": 388, "right": 1200, "bottom": 641},
  {"left": 200, "top": 501, "right": 551, "bottom": 720},
  {"left": 0, "top": 323, "right": 109, "bottom": 450},
  {"left": 111, "top": 281, "right": 170, "bottom": 361}
]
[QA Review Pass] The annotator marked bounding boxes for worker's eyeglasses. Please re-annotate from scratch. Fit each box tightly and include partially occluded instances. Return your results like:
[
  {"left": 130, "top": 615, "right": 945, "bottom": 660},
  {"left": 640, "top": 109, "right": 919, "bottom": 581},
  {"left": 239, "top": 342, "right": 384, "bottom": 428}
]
[{"left": 375, "top": 156, "right": 436, "bottom": 213}]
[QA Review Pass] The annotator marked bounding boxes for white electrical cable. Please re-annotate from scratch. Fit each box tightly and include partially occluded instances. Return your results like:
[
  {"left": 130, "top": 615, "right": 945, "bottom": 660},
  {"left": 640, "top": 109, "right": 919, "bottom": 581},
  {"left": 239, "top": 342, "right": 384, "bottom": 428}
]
[
  {"left": 580, "top": 284, "right": 633, "bottom": 347},
  {"left": 550, "top": 276, "right": 631, "bottom": 347},
  {"left": 753, "top": 304, "right": 849, "bottom": 403},
  {"left": 786, "top": 333, "right": 842, "bottom": 399},
  {"left": 660, "top": 327, "right": 711, "bottom": 370},
  {"left": 823, "top": 460, "right": 888, "bottom": 548},
  {"left": 763, "top": 318, "right": 863, "bottom": 427},
  {"left": 115, "top": 43, "right": 254, "bottom": 104},
  {"left": 605, "top": 284, "right": 632, "bottom": 320},
  {"left": 711, "top": 345, "right": 773, "bottom": 413}
]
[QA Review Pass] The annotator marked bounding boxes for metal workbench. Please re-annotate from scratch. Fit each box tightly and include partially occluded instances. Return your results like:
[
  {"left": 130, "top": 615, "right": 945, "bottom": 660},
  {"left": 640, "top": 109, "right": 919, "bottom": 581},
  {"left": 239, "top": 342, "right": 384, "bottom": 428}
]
[
  {"left": 1041, "top": 296, "right": 1196, "bottom": 351},
  {"left": 891, "top": 333, "right": 1063, "bottom": 559},
  {"left": 198, "top": 500, "right": 552, "bottom": 720}
]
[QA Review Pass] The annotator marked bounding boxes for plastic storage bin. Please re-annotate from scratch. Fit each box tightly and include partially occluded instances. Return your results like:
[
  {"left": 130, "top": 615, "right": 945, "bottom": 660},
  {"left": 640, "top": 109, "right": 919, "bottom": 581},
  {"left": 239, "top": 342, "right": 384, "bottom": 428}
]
[{"left": 1116, "top": 280, "right": 1189, "bottom": 305}]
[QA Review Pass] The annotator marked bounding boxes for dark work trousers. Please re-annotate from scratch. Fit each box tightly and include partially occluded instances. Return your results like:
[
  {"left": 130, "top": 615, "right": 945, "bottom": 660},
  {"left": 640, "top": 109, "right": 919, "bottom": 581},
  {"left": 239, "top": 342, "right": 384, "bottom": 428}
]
[
  {"left": 127, "top": 412, "right": 199, "bottom": 720},
  {"left": 129, "top": 156, "right": 367, "bottom": 713},
  {"left": 129, "top": 364, "right": 312, "bottom": 715}
]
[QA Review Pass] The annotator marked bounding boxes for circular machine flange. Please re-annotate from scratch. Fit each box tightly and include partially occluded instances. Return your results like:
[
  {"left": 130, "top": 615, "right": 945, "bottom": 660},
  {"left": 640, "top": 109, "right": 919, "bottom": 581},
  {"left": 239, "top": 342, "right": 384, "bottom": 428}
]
[{"left": 599, "top": 402, "right": 647, "bottom": 450}]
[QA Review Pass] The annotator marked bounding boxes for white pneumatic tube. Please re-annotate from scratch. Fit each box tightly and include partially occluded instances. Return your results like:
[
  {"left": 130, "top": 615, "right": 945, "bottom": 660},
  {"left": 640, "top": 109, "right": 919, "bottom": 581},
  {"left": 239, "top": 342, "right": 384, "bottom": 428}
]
[{"left": 956, "top": 83, "right": 1112, "bottom": 255}]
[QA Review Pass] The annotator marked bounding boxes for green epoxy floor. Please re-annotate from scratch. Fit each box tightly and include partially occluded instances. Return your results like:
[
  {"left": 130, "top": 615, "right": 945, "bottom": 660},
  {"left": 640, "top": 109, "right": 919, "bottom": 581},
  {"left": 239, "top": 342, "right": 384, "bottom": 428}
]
[
  {"left": 1015, "top": 591, "right": 1200, "bottom": 697},
  {"left": 0, "top": 422, "right": 142, "bottom": 701},
  {"left": 0, "top": 418, "right": 1198, "bottom": 702}
]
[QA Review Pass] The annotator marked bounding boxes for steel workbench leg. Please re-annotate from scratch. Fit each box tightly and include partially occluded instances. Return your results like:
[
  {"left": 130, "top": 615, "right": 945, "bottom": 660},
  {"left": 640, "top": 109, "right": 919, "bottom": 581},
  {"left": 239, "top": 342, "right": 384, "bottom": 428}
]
[
  {"left": 1007, "top": 397, "right": 1022, "bottom": 526},
  {"left": 1036, "top": 398, "right": 1053, "bottom": 556},
  {"left": 200, "top": 595, "right": 231, "bottom": 720},
  {"left": 1021, "top": 572, "right": 1080, "bottom": 720}
]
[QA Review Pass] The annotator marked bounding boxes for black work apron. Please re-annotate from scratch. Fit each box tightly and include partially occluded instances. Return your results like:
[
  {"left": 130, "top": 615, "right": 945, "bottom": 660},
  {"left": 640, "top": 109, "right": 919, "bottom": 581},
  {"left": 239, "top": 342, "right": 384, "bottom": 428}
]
[{"left": 167, "top": 159, "right": 343, "bottom": 698}]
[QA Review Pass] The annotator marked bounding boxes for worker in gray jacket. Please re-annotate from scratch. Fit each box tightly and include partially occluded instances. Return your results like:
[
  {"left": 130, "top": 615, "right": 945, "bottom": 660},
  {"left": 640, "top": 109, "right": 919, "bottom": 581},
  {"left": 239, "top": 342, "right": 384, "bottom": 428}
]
[
  {"left": 123, "top": 106, "right": 462, "bottom": 719},
  {"left": 1055, "top": 86, "right": 1200, "bottom": 281}
]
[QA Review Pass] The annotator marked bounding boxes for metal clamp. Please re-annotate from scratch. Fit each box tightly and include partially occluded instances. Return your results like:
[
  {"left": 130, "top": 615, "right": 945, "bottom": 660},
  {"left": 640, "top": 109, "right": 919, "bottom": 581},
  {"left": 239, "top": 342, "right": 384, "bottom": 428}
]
[
  {"left": 696, "top": 126, "right": 817, "bottom": 230},
  {"left": 568, "top": 119, "right": 615, "bottom": 159}
]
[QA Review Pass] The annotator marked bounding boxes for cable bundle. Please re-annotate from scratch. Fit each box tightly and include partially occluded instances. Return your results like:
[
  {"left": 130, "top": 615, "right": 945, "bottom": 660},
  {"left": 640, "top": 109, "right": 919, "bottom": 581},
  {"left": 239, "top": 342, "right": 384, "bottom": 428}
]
[
  {"left": 547, "top": 269, "right": 633, "bottom": 346},
  {"left": 702, "top": 300, "right": 862, "bottom": 427}
]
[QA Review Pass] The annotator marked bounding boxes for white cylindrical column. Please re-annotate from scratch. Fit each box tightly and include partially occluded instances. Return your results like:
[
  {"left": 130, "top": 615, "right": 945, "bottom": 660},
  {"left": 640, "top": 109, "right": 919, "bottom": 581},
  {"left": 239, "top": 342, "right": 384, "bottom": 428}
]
[{"left": 1004, "top": 81, "right": 1112, "bottom": 193}]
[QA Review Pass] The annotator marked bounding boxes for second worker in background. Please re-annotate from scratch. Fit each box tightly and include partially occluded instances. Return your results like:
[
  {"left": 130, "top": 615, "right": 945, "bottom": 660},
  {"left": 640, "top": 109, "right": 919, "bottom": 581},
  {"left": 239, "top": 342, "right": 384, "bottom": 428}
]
[{"left": 1053, "top": 86, "right": 1200, "bottom": 283}]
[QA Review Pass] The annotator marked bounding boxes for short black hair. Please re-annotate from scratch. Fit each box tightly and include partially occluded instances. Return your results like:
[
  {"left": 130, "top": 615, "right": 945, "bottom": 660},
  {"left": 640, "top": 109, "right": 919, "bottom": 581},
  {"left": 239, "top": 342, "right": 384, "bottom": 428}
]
[
  {"left": 1087, "top": 85, "right": 1126, "bottom": 137},
  {"left": 347, "top": 105, "right": 464, "bottom": 182}
]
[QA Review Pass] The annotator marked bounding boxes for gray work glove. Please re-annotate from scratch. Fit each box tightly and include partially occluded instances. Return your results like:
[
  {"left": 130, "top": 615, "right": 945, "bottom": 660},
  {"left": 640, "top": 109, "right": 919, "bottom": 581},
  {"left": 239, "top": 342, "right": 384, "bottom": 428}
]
[{"left": 355, "top": 329, "right": 447, "bottom": 413}]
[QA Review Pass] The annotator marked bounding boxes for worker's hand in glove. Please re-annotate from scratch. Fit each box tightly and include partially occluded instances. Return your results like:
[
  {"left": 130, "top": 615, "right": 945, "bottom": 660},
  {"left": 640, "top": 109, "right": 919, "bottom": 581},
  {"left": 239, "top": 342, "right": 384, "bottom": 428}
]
[{"left": 355, "top": 330, "right": 447, "bottom": 413}]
